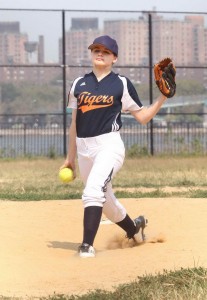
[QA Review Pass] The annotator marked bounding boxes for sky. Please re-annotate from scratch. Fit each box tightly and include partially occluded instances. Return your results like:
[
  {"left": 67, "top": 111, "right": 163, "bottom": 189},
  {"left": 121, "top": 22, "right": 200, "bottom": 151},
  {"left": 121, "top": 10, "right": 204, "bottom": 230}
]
[
  {"left": 1, "top": 0, "right": 207, "bottom": 62},
  {"left": 1, "top": 0, "right": 207, "bottom": 12}
]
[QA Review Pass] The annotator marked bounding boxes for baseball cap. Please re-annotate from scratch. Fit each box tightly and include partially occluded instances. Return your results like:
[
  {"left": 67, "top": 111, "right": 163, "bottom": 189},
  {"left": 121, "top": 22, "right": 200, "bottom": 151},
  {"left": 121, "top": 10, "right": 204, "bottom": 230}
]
[{"left": 88, "top": 35, "right": 118, "bottom": 56}]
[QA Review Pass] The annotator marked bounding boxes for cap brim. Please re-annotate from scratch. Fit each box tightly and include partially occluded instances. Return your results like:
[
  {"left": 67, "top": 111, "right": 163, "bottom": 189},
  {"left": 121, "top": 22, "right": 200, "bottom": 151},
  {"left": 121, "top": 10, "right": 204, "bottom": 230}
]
[
  {"left": 88, "top": 44, "right": 117, "bottom": 56},
  {"left": 88, "top": 43, "right": 105, "bottom": 50}
]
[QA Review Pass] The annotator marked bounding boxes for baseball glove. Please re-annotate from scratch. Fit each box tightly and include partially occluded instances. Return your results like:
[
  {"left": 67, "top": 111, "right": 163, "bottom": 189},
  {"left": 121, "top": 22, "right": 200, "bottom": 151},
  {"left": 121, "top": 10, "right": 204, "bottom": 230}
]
[{"left": 154, "top": 57, "right": 176, "bottom": 98}]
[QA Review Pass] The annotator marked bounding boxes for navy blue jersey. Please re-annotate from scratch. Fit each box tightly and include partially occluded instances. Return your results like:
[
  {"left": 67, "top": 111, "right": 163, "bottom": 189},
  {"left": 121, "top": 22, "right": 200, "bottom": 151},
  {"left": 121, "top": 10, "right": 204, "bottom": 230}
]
[{"left": 68, "top": 71, "right": 143, "bottom": 138}]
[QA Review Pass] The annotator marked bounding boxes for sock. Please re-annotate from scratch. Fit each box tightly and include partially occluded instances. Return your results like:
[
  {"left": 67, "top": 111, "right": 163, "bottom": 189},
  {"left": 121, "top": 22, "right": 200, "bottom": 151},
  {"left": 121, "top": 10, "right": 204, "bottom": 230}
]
[
  {"left": 83, "top": 206, "right": 103, "bottom": 246},
  {"left": 116, "top": 214, "right": 136, "bottom": 239}
]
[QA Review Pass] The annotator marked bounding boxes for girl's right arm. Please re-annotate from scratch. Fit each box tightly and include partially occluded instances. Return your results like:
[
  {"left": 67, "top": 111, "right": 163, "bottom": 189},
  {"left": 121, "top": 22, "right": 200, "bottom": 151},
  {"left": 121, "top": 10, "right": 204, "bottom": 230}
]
[{"left": 60, "top": 109, "right": 77, "bottom": 178}]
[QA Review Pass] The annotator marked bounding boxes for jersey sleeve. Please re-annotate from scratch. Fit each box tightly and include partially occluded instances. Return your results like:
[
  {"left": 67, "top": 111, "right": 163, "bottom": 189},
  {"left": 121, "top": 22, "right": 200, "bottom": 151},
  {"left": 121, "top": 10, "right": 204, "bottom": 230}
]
[
  {"left": 119, "top": 76, "right": 143, "bottom": 112},
  {"left": 67, "top": 77, "right": 83, "bottom": 109}
]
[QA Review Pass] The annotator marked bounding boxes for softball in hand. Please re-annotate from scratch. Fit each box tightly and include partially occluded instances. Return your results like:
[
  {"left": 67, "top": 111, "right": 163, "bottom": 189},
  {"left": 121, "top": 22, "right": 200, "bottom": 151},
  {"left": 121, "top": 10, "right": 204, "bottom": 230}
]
[{"left": 59, "top": 168, "right": 74, "bottom": 183}]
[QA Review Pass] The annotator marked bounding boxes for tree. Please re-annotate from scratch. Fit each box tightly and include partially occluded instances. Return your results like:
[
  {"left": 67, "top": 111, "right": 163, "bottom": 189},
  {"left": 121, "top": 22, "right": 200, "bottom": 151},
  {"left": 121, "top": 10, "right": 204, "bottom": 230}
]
[{"left": 1, "top": 83, "right": 21, "bottom": 102}]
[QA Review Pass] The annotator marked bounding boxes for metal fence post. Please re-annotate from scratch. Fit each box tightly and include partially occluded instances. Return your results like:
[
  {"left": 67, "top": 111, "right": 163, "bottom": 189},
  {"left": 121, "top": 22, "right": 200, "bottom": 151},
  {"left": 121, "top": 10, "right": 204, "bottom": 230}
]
[
  {"left": 62, "top": 10, "right": 67, "bottom": 156},
  {"left": 24, "top": 123, "right": 26, "bottom": 156},
  {"left": 148, "top": 13, "right": 154, "bottom": 155}
]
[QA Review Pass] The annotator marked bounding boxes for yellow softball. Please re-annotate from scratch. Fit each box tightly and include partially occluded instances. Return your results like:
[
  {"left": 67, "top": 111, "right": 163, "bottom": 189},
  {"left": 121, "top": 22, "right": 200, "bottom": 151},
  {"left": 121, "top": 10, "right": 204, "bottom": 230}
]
[{"left": 59, "top": 168, "right": 74, "bottom": 183}]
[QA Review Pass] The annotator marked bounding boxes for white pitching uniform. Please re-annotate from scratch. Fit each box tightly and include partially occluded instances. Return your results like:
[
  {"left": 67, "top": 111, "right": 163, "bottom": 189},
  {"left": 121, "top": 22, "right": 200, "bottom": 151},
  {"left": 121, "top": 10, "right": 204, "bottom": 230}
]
[{"left": 68, "top": 71, "right": 143, "bottom": 223}]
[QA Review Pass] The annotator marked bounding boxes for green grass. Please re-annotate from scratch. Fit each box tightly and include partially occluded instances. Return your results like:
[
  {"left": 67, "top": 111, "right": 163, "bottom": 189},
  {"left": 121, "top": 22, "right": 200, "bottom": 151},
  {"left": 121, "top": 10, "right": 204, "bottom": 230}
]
[
  {"left": 38, "top": 267, "right": 207, "bottom": 300},
  {"left": 2, "top": 267, "right": 206, "bottom": 299},
  {"left": 0, "top": 156, "right": 207, "bottom": 200}
]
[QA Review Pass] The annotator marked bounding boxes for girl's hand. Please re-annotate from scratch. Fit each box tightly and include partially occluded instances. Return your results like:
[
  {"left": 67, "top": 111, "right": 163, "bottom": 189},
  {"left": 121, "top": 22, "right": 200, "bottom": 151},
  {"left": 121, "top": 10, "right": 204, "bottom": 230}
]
[{"left": 59, "top": 159, "right": 76, "bottom": 179}]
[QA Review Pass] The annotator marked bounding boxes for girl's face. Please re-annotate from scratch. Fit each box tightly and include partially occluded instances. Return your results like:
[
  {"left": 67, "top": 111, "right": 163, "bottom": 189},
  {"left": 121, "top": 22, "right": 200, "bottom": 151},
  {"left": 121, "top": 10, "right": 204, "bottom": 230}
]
[{"left": 91, "top": 46, "right": 117, "bottom": 68}]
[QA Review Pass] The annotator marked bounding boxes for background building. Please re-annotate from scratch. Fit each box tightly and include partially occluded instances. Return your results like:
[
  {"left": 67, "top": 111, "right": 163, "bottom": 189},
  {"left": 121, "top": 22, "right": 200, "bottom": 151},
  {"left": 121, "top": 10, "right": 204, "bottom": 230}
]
[
  {"left": 0, "top": 22, "right": 45, "bottom": 65},
  {"left": 59, "top": 18, "right": 100, "bottom": 65},
  {"left": 0, "top": 22, "right": 28, "bottom": 64},
  {"left": 1, "top": 14, "right": 207, "bottom": 85}
]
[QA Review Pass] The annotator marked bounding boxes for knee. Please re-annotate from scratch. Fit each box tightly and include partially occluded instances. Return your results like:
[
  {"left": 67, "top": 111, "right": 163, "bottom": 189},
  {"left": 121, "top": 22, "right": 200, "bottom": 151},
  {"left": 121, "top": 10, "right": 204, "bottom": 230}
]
[{"left": 82, "top": 187, "right": 105, "bottom": 208}]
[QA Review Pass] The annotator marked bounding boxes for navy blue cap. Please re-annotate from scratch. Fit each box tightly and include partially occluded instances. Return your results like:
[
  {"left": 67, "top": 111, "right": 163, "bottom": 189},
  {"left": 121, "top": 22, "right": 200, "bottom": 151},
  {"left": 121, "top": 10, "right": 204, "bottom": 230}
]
[{"left": 88, "top": 35, "right": 118, "bottom": 56}]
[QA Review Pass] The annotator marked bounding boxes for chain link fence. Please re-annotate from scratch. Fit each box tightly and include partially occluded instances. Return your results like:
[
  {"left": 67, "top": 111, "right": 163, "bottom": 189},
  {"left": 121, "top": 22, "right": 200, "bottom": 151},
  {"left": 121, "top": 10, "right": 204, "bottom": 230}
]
[
  {"left": 1, "top": 8, "right": 207, "bottom": 157},
  {"left": 0, "top": 114, "right": 207, "bottom": 157}
]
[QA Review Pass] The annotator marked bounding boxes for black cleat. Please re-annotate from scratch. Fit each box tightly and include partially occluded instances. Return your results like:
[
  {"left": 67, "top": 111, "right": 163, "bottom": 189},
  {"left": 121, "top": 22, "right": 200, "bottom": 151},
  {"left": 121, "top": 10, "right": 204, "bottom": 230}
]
[
  {"left": 78, "top": 243, "right": 95, "bottom": 258},
  {"left": 134, "top": 215, "right": 148, "bottom": 241}
]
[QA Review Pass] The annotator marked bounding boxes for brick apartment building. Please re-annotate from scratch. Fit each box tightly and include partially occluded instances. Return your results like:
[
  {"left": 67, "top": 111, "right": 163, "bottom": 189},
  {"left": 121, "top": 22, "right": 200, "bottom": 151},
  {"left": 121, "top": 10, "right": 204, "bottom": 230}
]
[
  {"left": 61, "top": 13, "right": 207, "bottom": 85},
  {"left": 0, "top": 13, "right": 207, "bottom": 85},
  {"left": 0, "top": 21, "right": 48, "bottom": 84}
]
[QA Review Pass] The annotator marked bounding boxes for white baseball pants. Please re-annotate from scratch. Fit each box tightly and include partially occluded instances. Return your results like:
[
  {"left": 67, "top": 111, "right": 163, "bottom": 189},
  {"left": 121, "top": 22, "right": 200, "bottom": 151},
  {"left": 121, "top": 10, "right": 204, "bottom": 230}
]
[{"left": 76, "top": 131, "right": 127, "bottom": 223}]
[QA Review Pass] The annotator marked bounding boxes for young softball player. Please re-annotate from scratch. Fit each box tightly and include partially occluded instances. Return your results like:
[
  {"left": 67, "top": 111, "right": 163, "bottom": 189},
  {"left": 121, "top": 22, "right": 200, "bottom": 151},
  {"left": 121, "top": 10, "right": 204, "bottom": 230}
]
[{"left": 60, "top": 35, "right": 172, "bottom": 257}]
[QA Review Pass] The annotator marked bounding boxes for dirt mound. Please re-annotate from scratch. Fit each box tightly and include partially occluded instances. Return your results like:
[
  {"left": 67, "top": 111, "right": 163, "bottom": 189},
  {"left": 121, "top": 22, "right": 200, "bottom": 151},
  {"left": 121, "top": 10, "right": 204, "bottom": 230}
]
[{"left": 0, "top": 198, "right": 207, "bottom": 298}]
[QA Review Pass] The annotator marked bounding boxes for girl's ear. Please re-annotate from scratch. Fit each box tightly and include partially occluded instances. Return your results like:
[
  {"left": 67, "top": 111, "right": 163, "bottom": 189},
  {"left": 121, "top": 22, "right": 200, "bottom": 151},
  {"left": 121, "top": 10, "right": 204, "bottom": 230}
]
[{"left": 113, "top": 56, "right": 118, "bottom": 64}]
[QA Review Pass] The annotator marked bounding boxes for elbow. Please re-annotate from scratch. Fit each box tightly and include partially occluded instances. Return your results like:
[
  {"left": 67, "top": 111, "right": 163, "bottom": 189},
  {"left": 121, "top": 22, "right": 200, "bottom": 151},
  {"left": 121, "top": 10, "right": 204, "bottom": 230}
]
[
  {"left": 138, "top": 117, "right": 149, "bottom": 125},
  {"left": 141, "top": 120, "right": 148, "bottom": 125},
  {"left": 132, "top": 110, "right": 151, "bottom": 125}
]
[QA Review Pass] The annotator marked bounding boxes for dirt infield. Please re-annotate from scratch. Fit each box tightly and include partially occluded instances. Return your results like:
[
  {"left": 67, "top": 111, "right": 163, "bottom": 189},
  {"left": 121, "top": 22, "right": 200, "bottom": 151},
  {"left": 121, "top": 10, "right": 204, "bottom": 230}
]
[{"left": 0, "top": 198, "right": 207, "bottom": 298}]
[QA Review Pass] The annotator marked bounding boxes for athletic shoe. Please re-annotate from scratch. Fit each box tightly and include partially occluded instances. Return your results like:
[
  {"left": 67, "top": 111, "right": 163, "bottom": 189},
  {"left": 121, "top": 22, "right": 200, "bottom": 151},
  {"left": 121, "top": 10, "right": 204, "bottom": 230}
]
[
  {"left": 134, "top": 215, "right": 148, "bottom": 241},
  {"left": 78, "top": 243, "right": 95, "bottom": 258}
]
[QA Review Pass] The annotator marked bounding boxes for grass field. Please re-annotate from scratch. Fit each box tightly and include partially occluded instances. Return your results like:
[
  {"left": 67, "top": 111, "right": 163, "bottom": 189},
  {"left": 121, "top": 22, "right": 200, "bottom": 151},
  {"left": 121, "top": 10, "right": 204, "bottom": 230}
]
[
  {"left": 40, "top": 267, "right": 207, "bottom": 300},
  {"left": 0, "top": 156, "right": 207, "bottom": 299},
  {"left": 0, "top": 156, "right": 207, "bottom": 200}
]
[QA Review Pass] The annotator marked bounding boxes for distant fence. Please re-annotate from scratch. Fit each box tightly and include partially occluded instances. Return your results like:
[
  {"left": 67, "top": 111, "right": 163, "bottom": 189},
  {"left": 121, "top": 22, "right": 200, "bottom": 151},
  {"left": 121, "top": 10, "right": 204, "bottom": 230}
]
[
  {"left": 1, "top": 9, "right": 207, "bottom": 157},
  {"left": 0, "top": 116, "right": 207, "bottom": 157}
]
